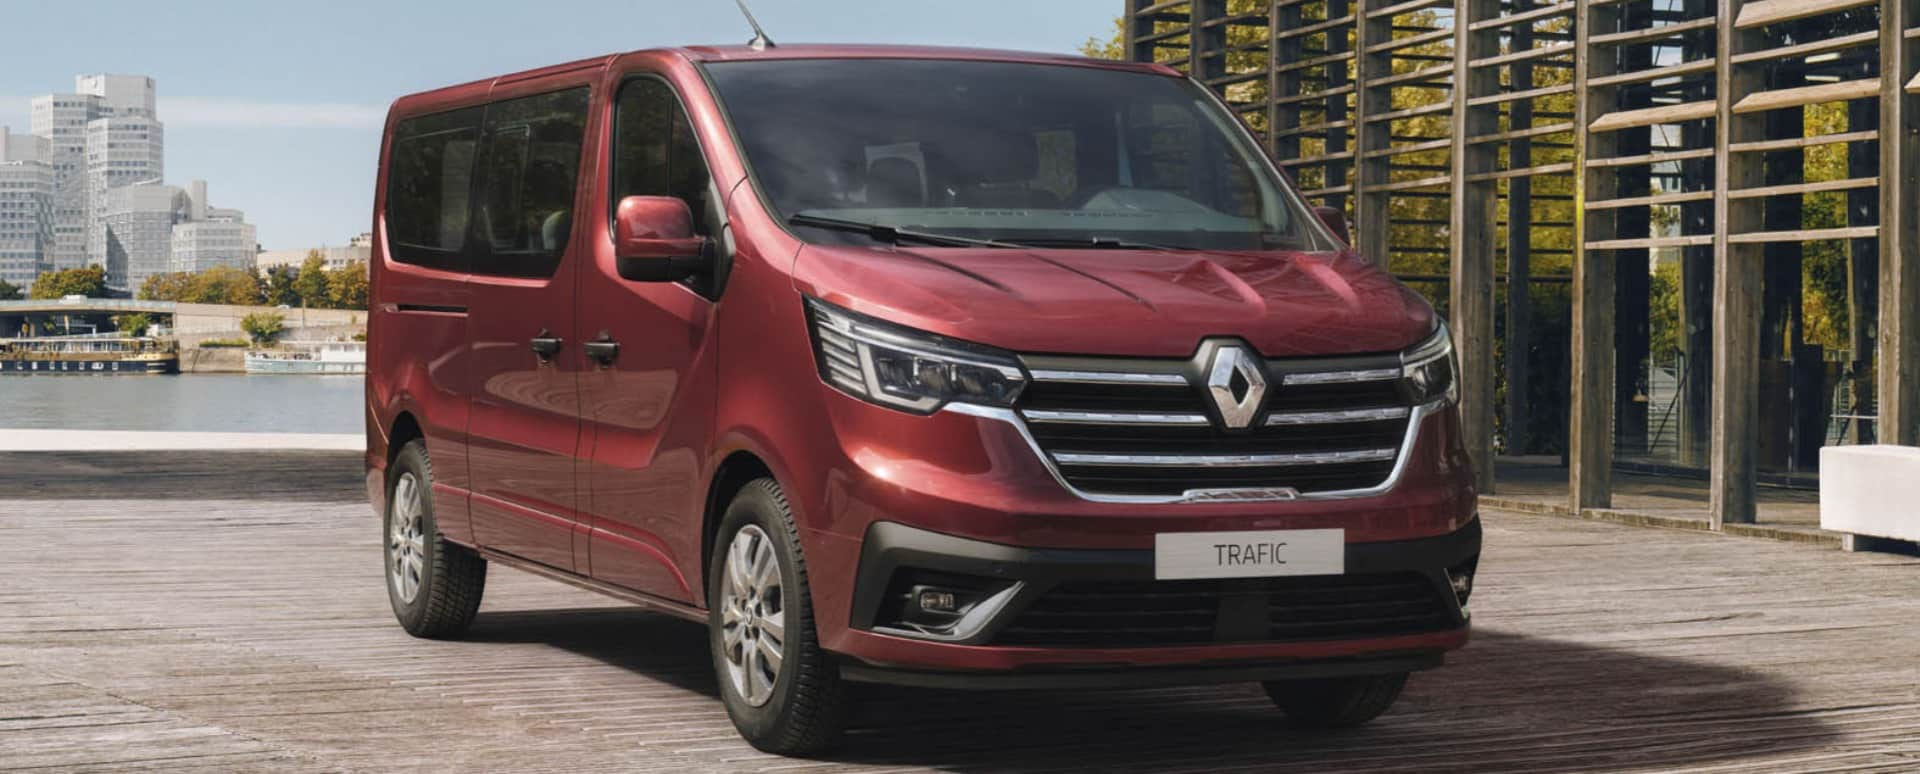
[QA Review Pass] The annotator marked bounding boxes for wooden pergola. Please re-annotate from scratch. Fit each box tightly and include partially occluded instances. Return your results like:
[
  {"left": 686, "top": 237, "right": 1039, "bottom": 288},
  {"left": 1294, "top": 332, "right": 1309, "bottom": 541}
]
[{"left": 1125, "top": 0, "right": 1920, "bottom": 525}]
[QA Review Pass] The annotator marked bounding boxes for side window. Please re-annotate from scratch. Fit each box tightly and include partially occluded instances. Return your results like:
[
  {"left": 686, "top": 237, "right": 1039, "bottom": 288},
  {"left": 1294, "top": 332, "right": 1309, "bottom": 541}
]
[
  {"left": 613, "top": 78, "right": 713, "bottom": 235},
  {"left": 387, "top": 107, "right": 482, "bottom": 270},
  {"left": 473, "top": 87, "right": 590, "bottom": 278}
]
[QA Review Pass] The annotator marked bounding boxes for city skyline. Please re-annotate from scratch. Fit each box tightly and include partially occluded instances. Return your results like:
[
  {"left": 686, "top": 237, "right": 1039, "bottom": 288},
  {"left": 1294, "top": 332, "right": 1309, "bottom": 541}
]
[{"left": 0, "top": 0, "right": 1116, "bottom": 253}]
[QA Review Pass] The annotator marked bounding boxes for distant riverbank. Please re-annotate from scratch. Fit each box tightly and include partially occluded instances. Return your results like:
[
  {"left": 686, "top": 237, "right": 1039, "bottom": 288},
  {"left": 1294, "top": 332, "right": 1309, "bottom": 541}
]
[{"left": 0, "top": 373, "right": 362, "bottom": 434}]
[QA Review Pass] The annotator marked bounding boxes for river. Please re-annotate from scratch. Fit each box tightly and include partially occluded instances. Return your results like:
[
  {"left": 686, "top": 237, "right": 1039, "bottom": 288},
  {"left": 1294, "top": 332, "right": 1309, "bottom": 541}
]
[{"left": 0, "top": 374, "right": 363, "bottom": 434}]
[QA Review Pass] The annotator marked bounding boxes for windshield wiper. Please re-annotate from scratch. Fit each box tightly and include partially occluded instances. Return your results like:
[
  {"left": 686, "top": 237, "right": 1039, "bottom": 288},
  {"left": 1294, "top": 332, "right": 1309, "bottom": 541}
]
[
  {"left": 1004, "top": 236, "right": 1178, "bottom": 251},
  {"left": 788, "top": 213, "right": 1018, "bottom": 249}
]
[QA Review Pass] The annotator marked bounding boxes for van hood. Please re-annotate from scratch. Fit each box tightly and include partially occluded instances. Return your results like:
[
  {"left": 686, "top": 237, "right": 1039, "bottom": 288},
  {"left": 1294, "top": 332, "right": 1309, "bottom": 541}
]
[{"left": 790, "top": 244, "right": 1438, "bottom": 358}]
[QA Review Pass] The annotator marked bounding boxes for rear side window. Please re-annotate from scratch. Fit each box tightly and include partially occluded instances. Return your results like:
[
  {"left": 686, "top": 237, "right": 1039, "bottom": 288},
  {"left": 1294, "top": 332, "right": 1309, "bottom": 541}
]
[
  {"left": 473, "top": 87, "right": 590, "bottom": 278},
  {"left": 386, "top": 107, "right": 483, "bottom": 270}
]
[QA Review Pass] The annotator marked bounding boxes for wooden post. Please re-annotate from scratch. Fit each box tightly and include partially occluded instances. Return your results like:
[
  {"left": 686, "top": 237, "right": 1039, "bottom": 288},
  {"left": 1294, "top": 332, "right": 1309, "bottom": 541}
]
[
  {"left": 1190, "top": 0, "right": 1227, "bottom": 83},
  {"left": 1124, "top": 0, "right": 1155, "bottom": 64},
  {"left": 1452, "top": 0, "right": 1500, "bottom": 493},
  {"left": 1351, "top": 0, "right": 1392, "bottom": 259},
  {"left": 1505, "top": 1, "right": 1536, "bottom": 458},
  {"left": 1882, "top": 0, "right": 1920, "bottom": 446},
  {"left": 1712, "top": 0, "right": 1762, "bottom": 527},
  {"left": 1326, "top": 0, "right": 1355, "bottom": 213},
  {"left": 1570, "top": 0, "right": 1616, "bottom": 510}
]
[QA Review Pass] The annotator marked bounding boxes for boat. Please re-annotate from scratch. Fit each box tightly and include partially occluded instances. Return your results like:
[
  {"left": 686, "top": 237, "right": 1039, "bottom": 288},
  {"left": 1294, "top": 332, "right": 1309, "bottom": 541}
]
[
  {"left": 245, "top": 341, "right": 367, "bottom": 375},
  {"left": 0, "top": 337, "right": 180, "bottom": 374}
]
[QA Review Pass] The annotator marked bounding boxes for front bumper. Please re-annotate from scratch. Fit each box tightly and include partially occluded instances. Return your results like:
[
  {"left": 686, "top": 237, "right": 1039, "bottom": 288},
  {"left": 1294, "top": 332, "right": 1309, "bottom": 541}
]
[{"left": 827, "top": 518, "right": 1480, "bottom": 681}]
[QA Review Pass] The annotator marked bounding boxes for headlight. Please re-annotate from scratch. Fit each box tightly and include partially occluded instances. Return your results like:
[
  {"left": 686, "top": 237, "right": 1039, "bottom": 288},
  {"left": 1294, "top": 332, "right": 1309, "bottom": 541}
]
[
  {"left": 1402, "top": 322, "right": 1457, "bottom": 406},
  {"left": 806, "top": 297, "right": 1027, "bottom": 414}
]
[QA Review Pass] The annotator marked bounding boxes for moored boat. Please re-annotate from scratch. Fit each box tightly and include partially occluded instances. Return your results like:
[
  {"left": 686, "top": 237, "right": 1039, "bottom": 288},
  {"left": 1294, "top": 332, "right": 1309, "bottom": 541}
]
[
  {"left": 0, "top": 337, "right": 179, "bottom": 374},
  {"left": 245, "top": 341, "right": 366, "bottom": 375}
]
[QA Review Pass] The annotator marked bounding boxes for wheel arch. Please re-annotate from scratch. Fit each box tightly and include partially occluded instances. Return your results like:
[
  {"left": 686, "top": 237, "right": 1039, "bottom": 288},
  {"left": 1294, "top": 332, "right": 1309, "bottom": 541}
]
[{"left": 702, "top": 450, "right": 777, "bottom": 601}]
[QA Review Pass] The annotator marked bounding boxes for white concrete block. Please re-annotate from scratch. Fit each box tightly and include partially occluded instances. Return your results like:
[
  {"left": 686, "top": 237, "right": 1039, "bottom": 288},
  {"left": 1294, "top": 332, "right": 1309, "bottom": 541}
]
[{"left": 1821, "top": 445, "right": 1920, "bottom": 542}]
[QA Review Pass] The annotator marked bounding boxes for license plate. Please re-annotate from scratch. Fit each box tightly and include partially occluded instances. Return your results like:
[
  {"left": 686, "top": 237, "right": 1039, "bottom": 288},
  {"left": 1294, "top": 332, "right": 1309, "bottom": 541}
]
[{"left": 1153, "top": 529, "right": 1345, "bottom": 580}]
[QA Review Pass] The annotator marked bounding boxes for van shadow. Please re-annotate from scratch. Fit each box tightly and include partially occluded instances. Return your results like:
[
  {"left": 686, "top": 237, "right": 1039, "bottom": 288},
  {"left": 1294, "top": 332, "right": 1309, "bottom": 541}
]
[
  {"left": 458, "top": 609, "right": 1839, "bottom": 772},
  {"left": 1, "top": 451, "right": 364, "bottom": 502}
]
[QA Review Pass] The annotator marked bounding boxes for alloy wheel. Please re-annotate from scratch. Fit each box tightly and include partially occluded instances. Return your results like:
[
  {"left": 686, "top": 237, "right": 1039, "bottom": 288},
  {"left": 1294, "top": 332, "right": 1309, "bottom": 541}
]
[
  {"left": 719, "top": 524, "right": 786, "bottom": 707},
  {"left": 388, "top": 472, "right": 427, "bottom": 604}
]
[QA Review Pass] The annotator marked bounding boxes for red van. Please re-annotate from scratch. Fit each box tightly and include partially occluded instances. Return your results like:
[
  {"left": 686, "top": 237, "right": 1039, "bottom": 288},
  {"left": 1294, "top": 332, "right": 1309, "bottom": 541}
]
[{"left": 366, "top": 44, "right": 1479, "bottom": 755}]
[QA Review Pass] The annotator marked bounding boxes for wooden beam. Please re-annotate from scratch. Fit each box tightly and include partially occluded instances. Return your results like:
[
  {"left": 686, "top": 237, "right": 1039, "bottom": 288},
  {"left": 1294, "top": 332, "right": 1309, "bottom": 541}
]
[
  {"left": 1569, "top": 0, "right": 1615, "bottom": 511},
  {"left": 1353, "top": 0, "right": 1395, "bottom": 260},
  {"left": 1734, "top": 0, "right": 1875, "bottom": 29},
  {"left": 1712, "top": 0, "right": 1762, "bottom": 527},
  {"left": 1882, "top": 0, "right": 1920, "bottom": 445},
  {"left": 1453, "top": 0, "right": 1501, "bottom": 494}
]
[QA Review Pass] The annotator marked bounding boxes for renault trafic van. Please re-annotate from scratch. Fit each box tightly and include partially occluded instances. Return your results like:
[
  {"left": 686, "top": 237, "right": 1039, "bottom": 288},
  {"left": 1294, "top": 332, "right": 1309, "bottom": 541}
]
[{"left": 367, "top": 44, "right": 1480, "bottom": 755}]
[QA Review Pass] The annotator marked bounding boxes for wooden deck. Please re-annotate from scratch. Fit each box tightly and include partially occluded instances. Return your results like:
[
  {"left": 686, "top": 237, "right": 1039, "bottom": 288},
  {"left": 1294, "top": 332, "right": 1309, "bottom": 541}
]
[{"left": 4, "top": 450, "right": 1920, "bottom": 772}]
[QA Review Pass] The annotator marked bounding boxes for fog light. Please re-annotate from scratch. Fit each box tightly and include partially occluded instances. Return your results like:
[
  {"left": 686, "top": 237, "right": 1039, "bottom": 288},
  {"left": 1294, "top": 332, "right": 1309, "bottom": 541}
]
[
  {"left": 1446, "top": 556, "right": 1478, "bottom": 608},
  {"left": 917, "top": 589, "right": 958, "bottom": 614}
]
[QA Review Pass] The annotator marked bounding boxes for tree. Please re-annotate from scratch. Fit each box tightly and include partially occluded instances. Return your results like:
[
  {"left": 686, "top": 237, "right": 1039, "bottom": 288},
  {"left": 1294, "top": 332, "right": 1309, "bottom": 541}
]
[
  {"left": 293, "top": 251, "right": 331, "bottom": 308},
  {"left": 189, "top": 265, "right": 264, "bottom": 306},
  {"left": 0, "top": 277, "right": 20, "bottom": 300},
  {"left": 139, "top": 272, "right": 196, "bottom": 301},
  {"left": 29, "top": 266, "right": 108, "bottom": 300},
  {"left": 263, "top": 265, "right": 300, "bottom": 307},
  {"left": 114, "top": 312, "right": 154, "bottom": 337},
  {"left": 326, "top": 261, "right": 369, "bottom": 310},
  {"left": 241, "top": 311, "right": 285, "bottom": 343}
]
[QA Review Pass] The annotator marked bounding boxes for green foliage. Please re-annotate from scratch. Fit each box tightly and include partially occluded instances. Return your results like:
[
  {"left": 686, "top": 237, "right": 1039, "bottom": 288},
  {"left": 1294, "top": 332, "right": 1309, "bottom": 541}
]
[
  {"left": 29, "top": 266, "right": 108, "bottom": 300},
  {"left": 293, "top": 252, "right": 330, "bottom": 308},
  {"left": 197, "top": 337, "right": 250, "bottom": 348},
  {"left": 137, "top": 266, "right": 262, "bottom": 305},
  {"left": 114, "top": 312, "right": 154, "bottom": 338},
  {"left": 0, "top": 277, "right": 21, "bottom": 300},
  {"left": 240, "top": 311, "right": 286, "bottom": 343},
  {"left": 263, "top": 265, "right": 301, "bottom": 307},
  {"left": 326, "top": 261, "right": 369, "bottom": 310}
]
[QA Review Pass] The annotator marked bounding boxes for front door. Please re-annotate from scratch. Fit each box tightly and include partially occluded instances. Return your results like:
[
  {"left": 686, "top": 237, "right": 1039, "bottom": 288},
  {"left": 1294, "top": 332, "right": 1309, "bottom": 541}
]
[
  {"left": 579, "top": 75, "right": 722, "bottom": 602},
  {"left": 465, "top": 85, "right": 595, "bottom": 572}
]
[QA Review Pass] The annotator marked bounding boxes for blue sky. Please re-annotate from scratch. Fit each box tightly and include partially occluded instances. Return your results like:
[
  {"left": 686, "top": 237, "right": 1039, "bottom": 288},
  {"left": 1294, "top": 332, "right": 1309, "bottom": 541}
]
[{"left": 0, "top": 0, "right": 1121, "bottom": 251}]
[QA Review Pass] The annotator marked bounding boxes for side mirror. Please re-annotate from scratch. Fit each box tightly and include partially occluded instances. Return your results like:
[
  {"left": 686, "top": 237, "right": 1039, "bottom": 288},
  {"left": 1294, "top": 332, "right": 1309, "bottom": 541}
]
[
  {"left": 615, "top": 195, "right": 709, "bottom": 282},
  {"left": 1313, "top": 206, "right": 1351, "bottom": 247}
]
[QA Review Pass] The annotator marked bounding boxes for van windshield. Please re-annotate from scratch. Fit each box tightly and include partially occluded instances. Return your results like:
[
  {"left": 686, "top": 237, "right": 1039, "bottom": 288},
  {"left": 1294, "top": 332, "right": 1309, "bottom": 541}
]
[{"left": 703, "top": 59, "right": 1339, "bottom": 252}]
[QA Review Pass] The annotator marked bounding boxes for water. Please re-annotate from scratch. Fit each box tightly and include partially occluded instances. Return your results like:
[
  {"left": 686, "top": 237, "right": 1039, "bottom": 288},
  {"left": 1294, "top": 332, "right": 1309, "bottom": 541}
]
[{"left": 0, "top": 374, "right": 363, "bottom": 434}]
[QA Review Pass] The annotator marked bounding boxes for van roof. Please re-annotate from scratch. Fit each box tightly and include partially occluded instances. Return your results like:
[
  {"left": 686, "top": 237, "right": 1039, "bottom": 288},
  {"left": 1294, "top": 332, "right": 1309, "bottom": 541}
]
[{"left": 388, "top": 45, "right": 1181, "bottom": 118}]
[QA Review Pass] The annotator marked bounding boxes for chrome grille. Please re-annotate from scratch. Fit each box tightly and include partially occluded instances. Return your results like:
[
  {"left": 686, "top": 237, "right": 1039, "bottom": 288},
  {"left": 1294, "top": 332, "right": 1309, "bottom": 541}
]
[{"left": 1016, "top": 345, "right": 1419, "bottom": 499}]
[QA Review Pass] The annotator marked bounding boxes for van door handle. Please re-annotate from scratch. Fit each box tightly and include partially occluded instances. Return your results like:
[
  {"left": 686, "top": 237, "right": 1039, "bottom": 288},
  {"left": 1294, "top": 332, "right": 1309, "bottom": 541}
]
[
  {"left": 529, "top": 332, "right": 563, "bottom": 361},
  {"left": 584, "top": 334, "right": 620, "bottom": 366}
]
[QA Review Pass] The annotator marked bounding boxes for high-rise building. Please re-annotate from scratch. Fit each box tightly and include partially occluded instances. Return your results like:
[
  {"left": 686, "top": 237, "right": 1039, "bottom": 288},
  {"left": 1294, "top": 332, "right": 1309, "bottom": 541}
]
[
  {"left": 29, "top": 75, "right": 165, "bottom": 276},
  {"left": 171, "top": 182, "right": 256, "bottom": 275},
  {"left": 0, "top": 127, "right": 55, "bottom": 288},
  {"left": 101, "top": 182, "right": 186, "bottom": 289}
]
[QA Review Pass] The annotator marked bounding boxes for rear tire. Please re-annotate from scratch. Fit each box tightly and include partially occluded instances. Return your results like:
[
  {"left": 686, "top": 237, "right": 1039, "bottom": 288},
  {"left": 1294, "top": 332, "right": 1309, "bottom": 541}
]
[
  {"left": 708, "top": 478, "right": 850, "bottom": 756},
  {"left": 384, "top": 438, "right": 486, "bottom": 638},
  {"left": 1262, "top": 672, "right": 1408, "bottom": 728}
]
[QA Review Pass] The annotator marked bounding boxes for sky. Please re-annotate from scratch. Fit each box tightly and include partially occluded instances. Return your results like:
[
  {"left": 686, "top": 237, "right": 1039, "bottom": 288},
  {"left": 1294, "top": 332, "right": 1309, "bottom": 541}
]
[{"left": 0, "top": 0, "right": 1122, "bottom": 251}]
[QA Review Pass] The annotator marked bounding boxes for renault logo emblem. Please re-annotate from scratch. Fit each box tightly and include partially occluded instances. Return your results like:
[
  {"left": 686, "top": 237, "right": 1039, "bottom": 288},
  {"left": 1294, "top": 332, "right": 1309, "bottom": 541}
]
[{"left": 1205, "top": 344, "right": 1266, "bottom": 429}]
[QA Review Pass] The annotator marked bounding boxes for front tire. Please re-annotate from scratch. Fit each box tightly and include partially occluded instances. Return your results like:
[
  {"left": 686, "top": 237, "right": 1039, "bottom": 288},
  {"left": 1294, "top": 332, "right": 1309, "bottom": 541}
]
[
  {"left": 384, "top": 438, "right": 486, "bottom": 638},
  {"left": 1262, "top": 672, "right": 1409, "bottom": 728},
  {"left": 708, "top": 478, "right": 850, "bottom": 755}
]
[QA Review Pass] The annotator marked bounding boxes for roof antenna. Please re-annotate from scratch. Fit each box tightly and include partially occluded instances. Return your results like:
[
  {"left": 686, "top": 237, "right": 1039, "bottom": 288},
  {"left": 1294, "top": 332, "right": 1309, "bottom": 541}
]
[{"left": 734, "top": 0, "right": 776, "bottom": 50}]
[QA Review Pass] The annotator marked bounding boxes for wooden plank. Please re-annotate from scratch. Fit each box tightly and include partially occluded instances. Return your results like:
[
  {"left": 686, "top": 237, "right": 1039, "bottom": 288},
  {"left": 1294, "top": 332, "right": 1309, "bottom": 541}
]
[
  {"left": 1453, "top": 0, "right": 1501, "bottom": 494},
  {"left": 1729, "top": 30, "right": 1879, "bottom": 65},
  {"left": 1724, "top": 226, "right": 1879, "bottom": 242},
  {"left": 1273, "top": 49, "right": 1358, "bottom": 75},
  {"left": 1275, "top": 14, "right": 1359, "bottom": 41},
  {"left": 1731, "top": 78, "right": 1881, "bottom": 114},
  {"left": 1730, "top": 129, "right": 1878, "bottom": 153},
  {"left": 1368, "top": 173, "right": 1455, "bottom": 192},
  {"left": 1361, "top": 137, "right": 1455, "bottom": 158},
  {"left": 1271, "top": 84, "right": 1357, "bottom": 105},
  {"left": 1727, "top": 177, "right": 1880, "bottom": 199},
  {"left": 1466, "top": 0, "right": 1575, "bottom": 30},
  {"left": 1587, "top": 146, "right": 1716, "bottom": 167},
  {"left": 1363, "top": 100, "right": 1454, "bottom": 123},
  {"left": 1468, "top": 41, "right": 1577, "bottom": 69},
  {"left": 1298, "top": 184, "right": 1359, "bottom": 198},
  {"left": 1466, "top": 82, "right": 1575, "bottom": 107},
  {"left": 1587, "top": 58, "right": 1717, "bottom": 88},
  {"left": 1588, "top": 16, "right": 1717, "bottom": 47},
  {"left": 1588, "top": 100, "right": 1717, "bottom": 132},
  {"left": 1585, "top": 234, "right": 1716, "bottom": 250},
  {"left": 1584, "top": 189, "right": 1715, "bottom": 210},
  {"left": 1366, "top": 63, "right": 1455, "bottom": 88},
  {"left": 1735, "top": 0, "right": 1876, "bottom": 28},
  {"left": 1467, "top": 120, "right": 1578, "bottom": 144},
  {"left": 1373, "top": 27, "right": 1455, "bottom": 53},
  {"left": 1366, "top": 0, "right": 1452, "bottom": 19},
  {"left": 1467, "top": 161, "right": 1576, "bottom": 181},
  {"left": 1276, "top": 151, "right": 1357, "bottom": 166}
]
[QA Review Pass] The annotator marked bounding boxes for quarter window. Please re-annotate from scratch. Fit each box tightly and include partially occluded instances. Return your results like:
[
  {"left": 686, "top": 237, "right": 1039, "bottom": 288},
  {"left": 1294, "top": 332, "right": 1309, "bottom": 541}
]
[
  {"left": 386, "top": 107, "right": 482, "bottom": 270},
  {"left": 613, "top": 79, "right": 713, "bottom": 236},
  {"left": 472, "top": 87, "right": 591, "bottom": 278}
]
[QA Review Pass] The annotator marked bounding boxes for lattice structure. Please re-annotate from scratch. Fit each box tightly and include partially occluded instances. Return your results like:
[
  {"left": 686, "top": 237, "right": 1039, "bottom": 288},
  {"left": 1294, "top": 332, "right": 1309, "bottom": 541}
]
[{"left": 1125, "top": 0, "right": 1920, "bottom": 525}]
